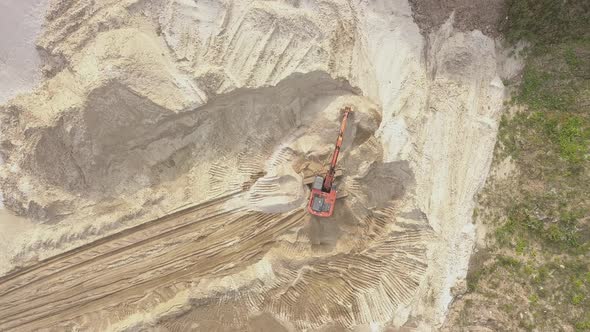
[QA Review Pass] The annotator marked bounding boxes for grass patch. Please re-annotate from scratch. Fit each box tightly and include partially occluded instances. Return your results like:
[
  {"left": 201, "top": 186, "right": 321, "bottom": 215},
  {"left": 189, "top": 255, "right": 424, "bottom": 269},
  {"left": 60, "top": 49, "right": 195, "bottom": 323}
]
[
  {"left": 493, "top": 200, "right": 584, "bottom": 252},
  {"left": 576, "top": 317, "right": 590, "bottom": 331},
  {"left": 456, "top": 1, "right": 590, "bottom": 330},
  {"left": 501, "top": 0, "right": 590, "bottom": 45},
  {"left": 572, "top": 293, "right": 585, "bottom": 305},
  {"left": 565, "top": 47, "right": 581, "bottom": 70}
]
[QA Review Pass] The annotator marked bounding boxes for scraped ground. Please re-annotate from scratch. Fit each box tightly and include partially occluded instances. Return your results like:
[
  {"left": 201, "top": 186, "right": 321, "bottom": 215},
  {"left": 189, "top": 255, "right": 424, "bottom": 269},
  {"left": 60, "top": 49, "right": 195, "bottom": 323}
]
[{"left": 0, "top": 0, "right": 507, "bottom": 330}]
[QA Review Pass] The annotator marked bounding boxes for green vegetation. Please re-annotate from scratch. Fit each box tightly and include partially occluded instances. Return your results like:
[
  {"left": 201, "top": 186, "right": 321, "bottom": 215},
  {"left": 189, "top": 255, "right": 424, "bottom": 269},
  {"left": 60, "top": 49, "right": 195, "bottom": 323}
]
[
  {"left": 459, "top": 0, "right": 590, "bottom": 330},
  {"left": 501, "top": 0, "right": 590, "bottom": 44},
  {"left": 578, "top": 317, "right": 590, "bottom": 331}
]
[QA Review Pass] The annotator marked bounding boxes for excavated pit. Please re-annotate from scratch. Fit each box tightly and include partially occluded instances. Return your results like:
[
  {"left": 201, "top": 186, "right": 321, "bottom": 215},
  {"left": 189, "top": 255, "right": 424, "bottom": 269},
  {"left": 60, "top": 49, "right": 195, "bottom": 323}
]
[
  {"left": 26, "top": 72, "right": 359, "bottom": 198},
  {"left": 0, "top": 67, "right": 430, "bottom": 330},
  {"left": 0, "top": 0, "right": 508, "bottom": 330}
]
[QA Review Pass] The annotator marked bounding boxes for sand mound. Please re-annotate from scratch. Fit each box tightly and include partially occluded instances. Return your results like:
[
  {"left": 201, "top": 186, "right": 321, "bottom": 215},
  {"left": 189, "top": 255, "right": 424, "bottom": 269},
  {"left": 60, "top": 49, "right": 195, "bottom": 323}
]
[
  {"left": 1, "top": 70, "right": 364, "bottom": 218},
  {"left": 0, "top": 0, "right": 507, "bottom": 330}
]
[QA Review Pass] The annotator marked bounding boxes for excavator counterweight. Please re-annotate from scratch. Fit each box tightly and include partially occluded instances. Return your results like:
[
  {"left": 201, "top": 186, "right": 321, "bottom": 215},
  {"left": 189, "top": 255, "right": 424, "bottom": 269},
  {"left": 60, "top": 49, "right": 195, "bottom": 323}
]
[{"left": 307, "top": 107, "right": 351, "bottom": 217}]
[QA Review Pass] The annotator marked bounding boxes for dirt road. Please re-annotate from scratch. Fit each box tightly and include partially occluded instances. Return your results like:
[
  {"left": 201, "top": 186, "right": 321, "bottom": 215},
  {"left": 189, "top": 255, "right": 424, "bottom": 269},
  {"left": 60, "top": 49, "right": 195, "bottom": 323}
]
[{"left": 0, "top": 191, "right": 306, "bottom": 330}]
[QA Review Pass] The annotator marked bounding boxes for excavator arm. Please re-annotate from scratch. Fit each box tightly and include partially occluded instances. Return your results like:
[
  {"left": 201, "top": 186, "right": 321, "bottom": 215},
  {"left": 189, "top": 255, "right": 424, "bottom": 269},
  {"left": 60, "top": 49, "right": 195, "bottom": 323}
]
[{"left": 322, "top": 107, "right": 350, "bottom": 192}]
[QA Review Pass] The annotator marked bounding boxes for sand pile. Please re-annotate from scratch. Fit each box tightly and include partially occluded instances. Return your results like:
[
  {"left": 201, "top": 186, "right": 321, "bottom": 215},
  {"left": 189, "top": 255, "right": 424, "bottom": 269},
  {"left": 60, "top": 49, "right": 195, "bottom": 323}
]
[{"left": 0, "top": 0, "right": 507, "bottom": 330}]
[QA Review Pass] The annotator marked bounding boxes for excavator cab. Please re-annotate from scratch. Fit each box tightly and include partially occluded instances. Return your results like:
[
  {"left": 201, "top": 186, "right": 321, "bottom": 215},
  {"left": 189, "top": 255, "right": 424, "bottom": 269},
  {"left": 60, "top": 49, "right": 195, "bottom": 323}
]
[{"left": 308, "top": 176, "right": 337, "bottom": 217}]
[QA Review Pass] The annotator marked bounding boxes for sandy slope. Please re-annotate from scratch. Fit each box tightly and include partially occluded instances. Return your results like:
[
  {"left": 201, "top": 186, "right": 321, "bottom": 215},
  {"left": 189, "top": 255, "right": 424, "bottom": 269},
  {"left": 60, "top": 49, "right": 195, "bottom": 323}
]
[{"left": 0, "top": 0, "right": 507, "bottom": 330}]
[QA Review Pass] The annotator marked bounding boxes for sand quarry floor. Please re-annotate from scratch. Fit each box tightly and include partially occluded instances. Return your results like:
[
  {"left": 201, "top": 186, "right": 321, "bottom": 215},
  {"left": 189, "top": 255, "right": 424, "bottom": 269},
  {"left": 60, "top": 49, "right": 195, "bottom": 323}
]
[{"left": 0, "top": 0, "right": 515, "bottom": 330}]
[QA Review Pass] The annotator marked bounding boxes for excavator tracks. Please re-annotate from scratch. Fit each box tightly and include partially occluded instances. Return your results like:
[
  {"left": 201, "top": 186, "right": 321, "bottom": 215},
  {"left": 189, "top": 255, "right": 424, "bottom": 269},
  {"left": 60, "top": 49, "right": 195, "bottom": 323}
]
[{"left": 0, "top": 190, "right": 306, "bottom": 331}]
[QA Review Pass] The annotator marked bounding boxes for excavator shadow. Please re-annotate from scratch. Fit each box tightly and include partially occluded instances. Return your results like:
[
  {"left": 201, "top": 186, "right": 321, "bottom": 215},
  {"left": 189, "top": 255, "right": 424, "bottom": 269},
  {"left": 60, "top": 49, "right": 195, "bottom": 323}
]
[{"left": 309, "top": 216, "right": 341, "bottom": 249}]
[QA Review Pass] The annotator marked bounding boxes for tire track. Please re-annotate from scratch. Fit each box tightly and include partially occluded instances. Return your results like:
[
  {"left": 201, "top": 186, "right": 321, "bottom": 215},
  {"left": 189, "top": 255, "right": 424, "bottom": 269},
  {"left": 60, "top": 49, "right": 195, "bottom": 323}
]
[
  {"left": 0, "top": 190, "right": 306, "bottom": 331},
  {"left": 0, "top": 189, "right": 243, "bottom": 297}
]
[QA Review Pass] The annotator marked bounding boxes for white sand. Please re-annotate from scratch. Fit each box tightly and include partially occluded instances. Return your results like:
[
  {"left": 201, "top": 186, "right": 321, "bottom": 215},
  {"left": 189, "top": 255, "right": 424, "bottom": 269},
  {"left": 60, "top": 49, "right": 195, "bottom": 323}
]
[{"left": 0, "top": 0, "right": 48, "bottom": 104}]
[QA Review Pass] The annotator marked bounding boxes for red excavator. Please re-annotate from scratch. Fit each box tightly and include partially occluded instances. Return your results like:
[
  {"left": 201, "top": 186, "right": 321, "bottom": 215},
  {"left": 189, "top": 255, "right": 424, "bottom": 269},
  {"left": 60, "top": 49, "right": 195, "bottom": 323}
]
[{"left": 307, "top": 107, "right": 352, "bottom": 217}]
